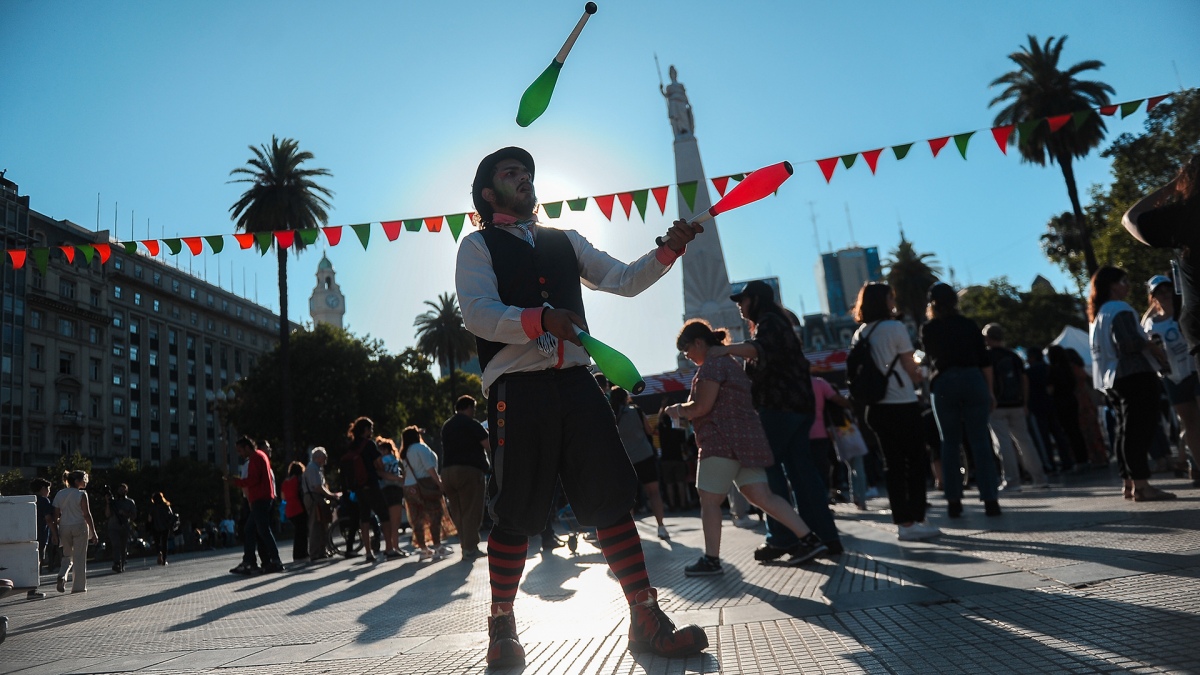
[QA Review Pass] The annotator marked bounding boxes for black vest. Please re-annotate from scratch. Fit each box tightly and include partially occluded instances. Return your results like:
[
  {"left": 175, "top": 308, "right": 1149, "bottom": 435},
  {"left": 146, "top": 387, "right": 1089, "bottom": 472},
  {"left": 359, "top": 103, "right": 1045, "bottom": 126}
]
[{"left": 476, "top": 226, "right": 586, "bottom": 373}]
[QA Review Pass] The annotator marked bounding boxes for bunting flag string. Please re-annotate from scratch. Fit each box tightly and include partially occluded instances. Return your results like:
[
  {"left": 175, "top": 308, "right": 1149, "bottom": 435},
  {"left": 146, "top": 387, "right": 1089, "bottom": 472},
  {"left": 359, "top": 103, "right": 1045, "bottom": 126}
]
[{"left": 2, "top": 91, "right": 1181, "bottom": 273}]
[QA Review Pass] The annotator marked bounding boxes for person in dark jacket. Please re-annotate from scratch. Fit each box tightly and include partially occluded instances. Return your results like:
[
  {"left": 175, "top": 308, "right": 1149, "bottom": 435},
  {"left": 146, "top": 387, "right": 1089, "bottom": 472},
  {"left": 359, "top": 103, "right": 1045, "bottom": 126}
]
[{"left": 149, "top": 492, "right": 176, "bottom": 566}]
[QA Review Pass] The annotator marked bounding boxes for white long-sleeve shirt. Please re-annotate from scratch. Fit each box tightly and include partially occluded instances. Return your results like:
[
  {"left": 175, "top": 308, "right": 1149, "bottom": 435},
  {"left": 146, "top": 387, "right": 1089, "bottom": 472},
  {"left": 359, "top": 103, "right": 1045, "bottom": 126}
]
[{"left": 456, "top": 222, "right": 681, "bottom": 392}]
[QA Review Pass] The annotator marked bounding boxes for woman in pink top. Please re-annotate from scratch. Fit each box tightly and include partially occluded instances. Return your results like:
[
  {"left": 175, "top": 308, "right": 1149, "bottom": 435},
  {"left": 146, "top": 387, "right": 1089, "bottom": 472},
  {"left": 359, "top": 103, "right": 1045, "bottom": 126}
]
[
  {"left": 666, "top": 320, "right": 825, "bottom": 576},
  {"left": 810, "top": 377, "right": 863, "bottom": 508}
]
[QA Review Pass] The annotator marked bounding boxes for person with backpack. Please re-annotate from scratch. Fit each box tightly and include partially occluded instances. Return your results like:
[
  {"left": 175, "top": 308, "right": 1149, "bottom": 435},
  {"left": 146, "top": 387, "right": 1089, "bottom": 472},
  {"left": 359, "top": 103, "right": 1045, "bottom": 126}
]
[
  {"left": 921, "top": 282, "right": 1002, "bottom": 518},
  {"left": 983, "top": 324, "right": 1050, "bottom": 491},
  {"left": 341, "top": 417, "right": 396, "bottom": 563},
  {"left": 848, "top": 283, "right": 938, "bottom": 541}
]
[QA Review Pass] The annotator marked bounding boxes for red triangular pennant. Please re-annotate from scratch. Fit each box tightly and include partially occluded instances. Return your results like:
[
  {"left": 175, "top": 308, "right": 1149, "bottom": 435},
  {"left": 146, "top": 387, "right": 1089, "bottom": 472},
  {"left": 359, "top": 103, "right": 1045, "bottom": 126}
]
[
  {"left": 816, "top": 157, "right": 838, "bottom": 183},
  {"left": 928, "top": 137, "right": 950, "bottom": 157},
  {"left": 651, "top": 186, "right": 669, "bottom": 214},
  {"left": 94, "top": 243, "right": 111, "bottom": 264},
  {"left": 142, "top": 240, "right": 160, "bottom": 256},
  {"left": 991, "top": 125, "right": 1014, "bottom": 154},
  {"left": 182, "top": 237, "right": 203, "bottom": 255},
  {"left": 381, "top": 221, "right": 402, "bottom": 241},
  {"left": 7, "top": 250, "right": 26, "bottom": 269},
  {"left": 712, "top": 176, "right": 730, "bottom": 197},
  {"left": 274, "top": 231, "right": 295, "bottom": 248},
  {"left": 617, "top": 192, "right": 634, "bottom": 219},
  {"left": 862, "top": 149, "right": 883, "bottom": 174},
  {"left": 424, "top": 216, "right": 443, "bottom": 232},
  {"left": 58, "top": 246, "right": 75, "bottom": 263},
  {"left": 1047, "top": 114, "right": 1071, "bottom": 132},
  {"left": 1099, "top": 104, "right": 1118, "bottom": 116},
  {"left": 233, "top": 233, "right": 255, "bottom": 249},
  {"left": 323, "top": 226, "right": 343, "bottom": 246},
  {"left": 1146, "top": 94, "right": 1169, "bottom": 113},
  {"left": 594, "top": 194, "right": 615, "bottom": 220}
]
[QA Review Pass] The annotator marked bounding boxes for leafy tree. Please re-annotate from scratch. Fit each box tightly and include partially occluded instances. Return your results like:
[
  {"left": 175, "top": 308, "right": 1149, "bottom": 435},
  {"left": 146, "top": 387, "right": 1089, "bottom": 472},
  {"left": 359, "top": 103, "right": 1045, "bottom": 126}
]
[
  {"left": 52, "top": 451, "right": 92, "bottom": 481},
  {"left": 0, "top": 468, "right": 28, "bottom": 495},
  {"left": 884, "top": 230, "right": 941, "bottom": 326},
  {"left": 959, "top": 276, "right": 1086, "bottom": 350},
  {"left": 229, "top": 136, "right": 334, "bottom": 462},
  {"left": 1042, "top": 90, "right": 1200, "bottom": 290},
  {"left": 990, "top": 35, "right": 1114, "bottom": 277},
  {"left": 414, "top": 292, "right": 476, "bottom": 408}
]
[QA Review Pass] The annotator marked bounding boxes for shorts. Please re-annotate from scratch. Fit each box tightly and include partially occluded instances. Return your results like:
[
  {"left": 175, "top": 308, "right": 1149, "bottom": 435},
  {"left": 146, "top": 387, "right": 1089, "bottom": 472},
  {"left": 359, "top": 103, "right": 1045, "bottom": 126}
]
[
  {"left": 659, "top": 459, "right": 688, "bottom": 484},
  {"left": 632, "top": 456, "right": 660, "bottom": 484},
  {"left": 695, "top": 456, "right": 768, "bottom": 495},
  {"left": 1163, "top": 372, "right": 1199, "bottom": 405},
  {"left": 356, "top": 483, "right": 390, "bottom": 524},
  {"left": 382, "top": 484, "right": 405, "bottom": 507}
]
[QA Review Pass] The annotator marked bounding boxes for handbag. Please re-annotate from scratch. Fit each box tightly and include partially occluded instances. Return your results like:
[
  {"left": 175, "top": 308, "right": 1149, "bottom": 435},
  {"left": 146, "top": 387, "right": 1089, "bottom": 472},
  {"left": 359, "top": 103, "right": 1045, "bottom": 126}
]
[
  {"left": 405, "top": 457, "right": 441, "bottom": 500},
  {"left": 310, "top": 494, "right": 333, "bottom": 523},
  {"left": 830, "top": 420, "right": 870, "bottom": 462}
]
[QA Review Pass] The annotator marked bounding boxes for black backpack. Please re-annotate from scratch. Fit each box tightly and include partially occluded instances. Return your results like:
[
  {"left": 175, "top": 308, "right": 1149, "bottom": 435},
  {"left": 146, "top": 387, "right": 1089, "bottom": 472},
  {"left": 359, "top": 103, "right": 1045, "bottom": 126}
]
[
  {"left": 846, "top": 322, "right": 900, "bottom": 405},
  {"left": 991, "top": 348, "right": 1025, "bottom": 407},
  {"left": 339, "top": 440, "right": 371, "bottom": 491}
]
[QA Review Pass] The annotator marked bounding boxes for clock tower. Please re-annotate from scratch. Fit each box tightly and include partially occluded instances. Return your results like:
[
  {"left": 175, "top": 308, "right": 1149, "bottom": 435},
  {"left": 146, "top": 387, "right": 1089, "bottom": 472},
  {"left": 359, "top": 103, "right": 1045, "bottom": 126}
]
[{"left": 309, "top": 254, "right": 346, "bottom": 329}]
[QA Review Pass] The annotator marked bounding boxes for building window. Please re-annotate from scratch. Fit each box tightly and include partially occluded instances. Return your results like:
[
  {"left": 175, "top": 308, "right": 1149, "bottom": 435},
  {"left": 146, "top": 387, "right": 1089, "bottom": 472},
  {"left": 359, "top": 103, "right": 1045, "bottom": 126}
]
[
  {"left": 114, "top": 257, "right": 123, "bottom": 271},
  {"left": 31, "top": 268, "right": 44, "bottom": 289},
  {"left": 112, "top": 366, "right": 124, "bottom": 386},
  {"left": 130, "top": 401, "right": 140, "bottom": 418},
  {"left": 190, "top": 312, "right": 198, "bottom": 326},
  {"left": 130, "top": 345, "right": 140, "bottom": 362},
  {"left": 90, "top": 288, "right": 101, "bottom": 307},
  {"left": 113, "top": 311, "right": 124, "bottom": 329},
  {"left": 206, "top": 319, "right": 215, "bottom": 331},
  {"left": 59, "top": 351, "right": 75, "bottom": 375},
  {"left": 59, "top": 318, "right": 77, "bottom": 338},
  {"left": 59, "top": 279, "right": 76, "bottom": 299},
  {"left": 90, "top": 395, "right": 101, "bottom": 418},
  {"left": 134, "top": 292, "right": 142, "bottom": 306},
  {"left": 189, "top": 287, "right": 197, "bottom": 300},
  {"left": 206, "top": 293, "right": 214, "bottom": 307},
  {"left": 58, "top": 391, "right": 76, "bottom": 413},
  {"left": 221, "top": 300, "right": 228, "bottom": 313},
  {"left": 172, "top": 279, "right": 180, "bottom": 293},
  {"left": 112, "top": 397, "right": 124, "bottom": 416},
  {"left": 236, "top": 329, "right": 243, "bottom": 341},
  {"left": 30, "top": 386, "right": 42, "bottom": 412},
  {"left": 168, "top": 330, "right": 177, "bottom": 346},
  {"left": 113, "top": 425, "right": 125, "bottom": 446},
  {"left": 235, "top": 305, "right": 243, "bottom": 318},
  {"left": 130, "top": 319, "right": 139, "bottom": 335},
  {"left": 149, "top": 351, "right": 158, "bottom": 366},
  {"left": 129, "top": 372, "right": 139, "bottom": 390},
  {"left": 30, "top": 310, "right": 42, "bottom": 329},
  {"left": 152, "top": 299, "right": 160, "bottom": 313},
  {"left": 89, "top": 358, "right": 101, "bottom": 381},
  {"left": 31, "top": 345, "right": 44, "bottom": 370},
  {"left": 114, "top": 285, "right": 123, "bottom": 300},
  {"left": 112, "top": 340, "right": 125, "bottom": 358},
  {"left": 153, "top": 271, "right": 161, "bottom": 286},
  {"left": 88, "top": 326, "right": 100, "bottom": 344},
  {"left": 134, "top": 264, "right": 143, "bottom": 279}
]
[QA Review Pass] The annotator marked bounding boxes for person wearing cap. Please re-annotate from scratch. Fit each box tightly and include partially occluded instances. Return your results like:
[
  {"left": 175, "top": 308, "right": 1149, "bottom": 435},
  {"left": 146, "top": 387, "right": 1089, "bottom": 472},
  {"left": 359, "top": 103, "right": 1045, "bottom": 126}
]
[
  {"left": 982, "top": 323, "right": 1050, "bottom": 491},
  {"left": 920, "top": 282, "right": 1002, "bottom": 517},
  {"left": 706, "top": 279, "right": 843, "bottom": 559},
  {"left": 455, "top": 147, "right": 707, "bottom": 667},
  {"left": 1142, "top": 275, "right": 1200, "bottom": 482}
]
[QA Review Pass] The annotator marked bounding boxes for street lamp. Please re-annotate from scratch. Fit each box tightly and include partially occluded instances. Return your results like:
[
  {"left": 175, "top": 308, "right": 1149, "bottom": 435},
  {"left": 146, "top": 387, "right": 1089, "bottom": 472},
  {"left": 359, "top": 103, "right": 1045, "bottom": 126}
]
[{"left": 207, "top": 388, "right": 235, "bottom": 518}]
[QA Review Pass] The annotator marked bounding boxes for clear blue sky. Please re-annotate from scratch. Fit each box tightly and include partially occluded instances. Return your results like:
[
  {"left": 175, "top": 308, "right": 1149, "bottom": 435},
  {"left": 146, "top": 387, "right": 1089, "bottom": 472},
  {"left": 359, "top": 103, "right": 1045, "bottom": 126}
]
[{"left": 4, "top": 1, "right": 1198, "bottom": 377}]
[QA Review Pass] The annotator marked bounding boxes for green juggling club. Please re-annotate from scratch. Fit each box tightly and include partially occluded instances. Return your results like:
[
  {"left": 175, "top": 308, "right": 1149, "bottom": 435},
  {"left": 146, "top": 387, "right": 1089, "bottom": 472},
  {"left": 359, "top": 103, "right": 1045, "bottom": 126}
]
[
  {"left": 516, "top": 2, "right": 597, "bottom": 127},
  {"left": 575, "top": 326, "right": 645, "bottom": 395}
]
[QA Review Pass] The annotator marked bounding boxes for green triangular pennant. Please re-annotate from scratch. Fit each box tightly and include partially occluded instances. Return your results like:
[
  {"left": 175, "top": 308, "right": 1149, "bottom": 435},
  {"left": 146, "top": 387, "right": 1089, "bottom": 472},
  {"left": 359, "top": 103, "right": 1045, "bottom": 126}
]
[
  {"left": 78, "top": 245, "right": 95, "bottom": 265},
  {"left": 1120, "top": 100, "right": 1143, "bottom": 118},
  {"left": 730, "top": 173, "right": 745, "bottom": 182},
  {"left": 32, "top": 248, "right": 49, "bottom": 275},
  {"left": 1017, "top": 119, "right": 1040, "bottom": 144},
  {"left": 542, "top": 201, "right": 563, "bottom": 219},
  {"left": 446, "top": 213, "right": 466, "bottom": 241},
  {"left": 631, "top": 189, "right": 649, "bottom": 221},
  {"left": 350, "top": 224, "right": 371, "bottom": 249},
  {"left": 1072, "top": 109, "right": 1093, "bottom": 130},
  {"left": 121, "top": 242, "right": 138, "bottom": 254},
  {"left": 255, "top": 232, "right": 273, "bottom": 255},
  {"left": 567, "top": 198, "right": 587, "bottom": 211},
  {"left": 163, "top": 238, "right": 182, "bottom": 255},
  {"left": 891, "top": 143, "right": 913, "bottom": 160},
  {"left": 953, "top": 131, "right": 974, "bottom": 159},
  {"left": 678, "top": 181, "right": 698, "bottom": 211},
  {"left": 204, "top": 235, "right": 225, "bottom": 254},
  {"left": 403, "top": 219, "right": 422, "bottom": 232},
  {"left": 297, "top": 229, "right": 319, "bottom": 246},
  {"left": 841, "top": 154, "right": 857, "bottom": 169}
]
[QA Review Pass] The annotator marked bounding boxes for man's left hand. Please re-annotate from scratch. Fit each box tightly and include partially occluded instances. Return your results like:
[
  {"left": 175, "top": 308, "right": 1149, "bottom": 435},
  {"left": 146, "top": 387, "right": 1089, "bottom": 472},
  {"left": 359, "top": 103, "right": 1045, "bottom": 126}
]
[{"left": 661, "top": 219, "right": 704, "bottom": 252}]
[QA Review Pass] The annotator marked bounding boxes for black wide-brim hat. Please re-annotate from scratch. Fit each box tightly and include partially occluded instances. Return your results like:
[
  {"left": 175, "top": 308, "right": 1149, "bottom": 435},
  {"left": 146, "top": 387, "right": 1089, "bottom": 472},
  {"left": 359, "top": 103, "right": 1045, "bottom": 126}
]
[{"left": 472, "top": 146, "right": 535, "bottom": 218}]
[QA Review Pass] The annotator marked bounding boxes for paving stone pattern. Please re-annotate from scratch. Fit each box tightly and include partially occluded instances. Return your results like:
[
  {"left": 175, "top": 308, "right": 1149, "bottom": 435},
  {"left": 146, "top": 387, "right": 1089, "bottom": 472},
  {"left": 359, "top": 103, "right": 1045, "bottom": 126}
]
[{"left": 2, "top": 472, "right": 1198, "bottom": 674}]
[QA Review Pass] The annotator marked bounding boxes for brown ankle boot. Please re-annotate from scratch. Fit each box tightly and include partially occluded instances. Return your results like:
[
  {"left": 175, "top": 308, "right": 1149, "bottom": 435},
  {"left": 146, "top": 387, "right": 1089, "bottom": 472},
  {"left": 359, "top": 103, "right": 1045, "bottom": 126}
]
[
  {"left": 627, "top": 588, "right": 708, "bottom": 657},
  {"left": 486, "top": 603, "right": 525, "bottom": 668}
]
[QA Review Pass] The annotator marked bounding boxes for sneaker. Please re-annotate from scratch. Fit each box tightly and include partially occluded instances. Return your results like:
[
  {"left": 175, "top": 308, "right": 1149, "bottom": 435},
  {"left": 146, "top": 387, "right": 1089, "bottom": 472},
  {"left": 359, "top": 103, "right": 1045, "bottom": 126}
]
[
  {"left": 486, "top": 603, "right": 525, "bottom": 668},
  {"left": 364, "top": 553, "right": 377, "bottom": 564},
  {"left": 27, "top": 590, "right": 45, "bottom": 599},
  {"left": 684, "top": 556, "right": 724, "bottom": 577},
  {"left": 914, "top": 520, "right": 942, "bottom": 537},
  {"left": 898, "top": 523, "right": 937, "bottom": 541},
  {"left": 999, "top": 482, "right": 1023, "bottom": 493},
  {"left": 863, "top": 486, "right": 880, "bottom": 499},
  {"left": 753, "top": 543, "right": 790, "bottom": 562},
  {"left": 417, "top": 548, "right": 434, "bottom": 562},
  {"left": 461, "top": 548, "right": 486, "bottom": 560},
  {"left": 784, "top": 534, "right": 828, "bottom": 566},
  {"left": 731, "top": 516, "right": 756, "bottom": 529},
  {"left": 229, "top": 562, "right": 259, "bottom": 575},
  {"left": 657, "top": 525, "right": 670, "bottom": 540},
  {"left": 436, "top": 544, "right": 454, "bottom": 557},
  {"left": 261, "top": 562, "right": 285, "bottom": 573},
  {"left": 627, "top": 588, "right": 708, "bottom": 657}
]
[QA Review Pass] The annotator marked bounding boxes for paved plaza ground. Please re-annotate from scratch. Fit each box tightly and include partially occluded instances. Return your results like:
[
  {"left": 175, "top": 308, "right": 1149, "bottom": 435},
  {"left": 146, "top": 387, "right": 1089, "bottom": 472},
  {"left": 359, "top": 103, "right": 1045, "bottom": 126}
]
[{"left": 2, "top": 470, "right": 1200, "bottom": 674}]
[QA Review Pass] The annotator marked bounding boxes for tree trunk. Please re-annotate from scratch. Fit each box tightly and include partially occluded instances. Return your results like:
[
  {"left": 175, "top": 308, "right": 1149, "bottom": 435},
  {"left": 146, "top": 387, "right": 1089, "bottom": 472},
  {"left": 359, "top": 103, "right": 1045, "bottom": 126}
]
[
  {"left": 446, "top": 335, "right": 457, "bottom": 409},
  {"left": 276, "top": 245, "right": 294, "bottom": 462},
  {"left": 1058, "top": 155, "right": 1098, "bottom": 279}
]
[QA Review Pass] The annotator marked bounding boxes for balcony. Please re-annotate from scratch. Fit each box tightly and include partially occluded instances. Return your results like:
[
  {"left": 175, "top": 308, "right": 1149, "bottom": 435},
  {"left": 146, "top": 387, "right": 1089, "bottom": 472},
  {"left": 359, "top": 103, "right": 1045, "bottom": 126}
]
[{"left": 55, "top": 410, "right": 85, "bottom": 427}]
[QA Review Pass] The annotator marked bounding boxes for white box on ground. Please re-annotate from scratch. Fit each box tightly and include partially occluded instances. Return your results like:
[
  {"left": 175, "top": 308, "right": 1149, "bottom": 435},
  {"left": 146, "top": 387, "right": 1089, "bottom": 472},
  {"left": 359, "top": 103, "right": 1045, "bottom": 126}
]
[
  {"left": 0, "top": 541, "right": 40, "bottom": 588},
  {"left": 0, "top": 496, "right": 37, "bottom": 544}
]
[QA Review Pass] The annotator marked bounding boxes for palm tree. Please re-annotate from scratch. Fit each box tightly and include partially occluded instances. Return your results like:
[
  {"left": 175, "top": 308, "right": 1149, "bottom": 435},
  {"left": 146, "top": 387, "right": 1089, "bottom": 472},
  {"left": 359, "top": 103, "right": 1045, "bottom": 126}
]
[
  {"left": 990, "top": 35, "right": 1114, "bottom": 278},
  {"left": 229, "top": 136, "right": 333, "bottom": 461},
  {"left": 414, "top": 292, "right": 476, "bottom": 407},
  {"left": 885, "top": 229, "right": 941, "bottom": 326}
]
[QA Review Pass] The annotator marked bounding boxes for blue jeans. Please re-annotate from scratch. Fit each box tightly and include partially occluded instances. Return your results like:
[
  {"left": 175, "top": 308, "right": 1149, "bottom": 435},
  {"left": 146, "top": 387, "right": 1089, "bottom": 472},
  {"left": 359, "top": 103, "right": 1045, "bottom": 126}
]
[
  {"left": 242, "top": 498, "right": 281, "bottom": 566},
  {"left": 931, "top": 368, "right": 999, "bottom": 502},
  {"left": 759, "top": 409, "right": 841, "bottom": 548}
]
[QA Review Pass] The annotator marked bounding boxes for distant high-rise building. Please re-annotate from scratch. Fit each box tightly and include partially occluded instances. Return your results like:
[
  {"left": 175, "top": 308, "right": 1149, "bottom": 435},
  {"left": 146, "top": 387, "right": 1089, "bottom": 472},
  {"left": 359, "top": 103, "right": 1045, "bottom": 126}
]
[{"left": 815, "top": 246, "right": 883, "bottom": 316}]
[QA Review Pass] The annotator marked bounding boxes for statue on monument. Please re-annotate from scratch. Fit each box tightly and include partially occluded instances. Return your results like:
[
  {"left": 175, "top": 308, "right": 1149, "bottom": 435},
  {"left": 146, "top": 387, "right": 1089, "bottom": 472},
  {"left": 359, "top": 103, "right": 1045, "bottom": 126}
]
[{"left": 660, "top": 65, "right": 694, "bottom": 137}]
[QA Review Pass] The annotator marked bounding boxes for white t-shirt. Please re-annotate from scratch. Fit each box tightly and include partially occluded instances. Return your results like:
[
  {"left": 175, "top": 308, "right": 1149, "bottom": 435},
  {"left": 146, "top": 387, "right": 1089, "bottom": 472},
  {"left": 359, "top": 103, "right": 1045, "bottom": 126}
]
[
  {"left": 53, "top": 487, "right": 88, "bottom": 527},
  {"left": 850, "top": 320, "right": 918, "bottom": 404},
  {"left": 1143, "top": 314, "right": 1195, "bottom": 383},
  {"left": 403, "top": 443, "right": 438, "bottom": 487}
]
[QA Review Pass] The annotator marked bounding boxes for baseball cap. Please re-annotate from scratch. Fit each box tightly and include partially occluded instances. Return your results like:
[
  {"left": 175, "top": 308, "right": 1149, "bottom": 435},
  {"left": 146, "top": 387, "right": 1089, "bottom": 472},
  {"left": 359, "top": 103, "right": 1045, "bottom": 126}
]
[
  {"left": 1147, "top": 275, "right": 1173, "bottom": 293},
  {"left": 472, "top": 147, "right": 535, "bottom": 222},
  {"left": 730, "top": 279, "right": 774, "bottom": 303}
]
